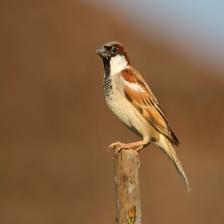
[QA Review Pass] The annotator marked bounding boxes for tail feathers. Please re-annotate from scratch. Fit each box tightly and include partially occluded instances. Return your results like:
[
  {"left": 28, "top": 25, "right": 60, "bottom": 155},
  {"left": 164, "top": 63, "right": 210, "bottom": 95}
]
[
  {"left": 158, "top": 136, "right": 191, "bottom": 192},
  {"left": 170, "top": 148, "right": 191, "bottom": 192}
]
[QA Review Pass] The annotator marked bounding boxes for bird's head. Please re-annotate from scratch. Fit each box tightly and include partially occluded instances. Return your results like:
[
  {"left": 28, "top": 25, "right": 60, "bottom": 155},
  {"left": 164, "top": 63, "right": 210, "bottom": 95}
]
[{"left": 96, "top": 41, "right": 130, "bottom": 76}]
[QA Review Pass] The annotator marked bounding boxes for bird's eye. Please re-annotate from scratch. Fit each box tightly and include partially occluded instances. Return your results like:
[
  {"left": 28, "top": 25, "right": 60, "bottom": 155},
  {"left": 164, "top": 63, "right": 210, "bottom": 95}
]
[{"left": 111, "top": 46, "right": 117, "bottom": 54}]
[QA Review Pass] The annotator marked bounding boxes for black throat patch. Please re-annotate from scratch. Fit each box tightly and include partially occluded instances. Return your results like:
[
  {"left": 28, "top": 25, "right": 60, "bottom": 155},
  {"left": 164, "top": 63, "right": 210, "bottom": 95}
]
[
  {"left": 103, "top": 58, "right": 110, "bottom": 79},
  {"left": 102, "top": 58, "right": 112, "bottom": 96}
]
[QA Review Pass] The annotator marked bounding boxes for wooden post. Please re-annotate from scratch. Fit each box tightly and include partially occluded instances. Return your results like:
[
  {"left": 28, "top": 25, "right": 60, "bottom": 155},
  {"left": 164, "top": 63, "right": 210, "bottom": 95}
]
[{"left": 113, "top": 150, "right": 142, "bottom": 224}]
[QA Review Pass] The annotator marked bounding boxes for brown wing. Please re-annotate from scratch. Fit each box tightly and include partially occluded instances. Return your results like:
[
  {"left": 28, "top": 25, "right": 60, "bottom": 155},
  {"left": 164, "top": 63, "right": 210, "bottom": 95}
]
[{"left": 121, "top": 67, "right": 179, "bottom": 146}]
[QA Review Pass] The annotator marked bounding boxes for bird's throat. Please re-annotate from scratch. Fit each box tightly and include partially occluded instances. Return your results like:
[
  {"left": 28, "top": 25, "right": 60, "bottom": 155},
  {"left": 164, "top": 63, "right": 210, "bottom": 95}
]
[{"left": 103, "top": 58, "right": 110, "bottom": 80}]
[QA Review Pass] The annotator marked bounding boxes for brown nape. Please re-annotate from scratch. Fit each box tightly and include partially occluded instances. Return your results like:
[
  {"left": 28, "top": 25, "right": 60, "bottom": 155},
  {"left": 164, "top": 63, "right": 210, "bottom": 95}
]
[
  {"left": 114, "top": 42, "right": 130, "bottom": 64},
  {"left": 121, "top": 48, "right": 130, "bottom": 65}
]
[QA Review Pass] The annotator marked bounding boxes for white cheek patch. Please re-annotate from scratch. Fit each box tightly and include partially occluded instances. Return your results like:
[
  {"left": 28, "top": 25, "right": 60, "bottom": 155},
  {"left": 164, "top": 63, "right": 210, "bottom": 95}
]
[
  {"left": 125, "top": 81, "right": 145, "bottom": 93},
  {"left": 110, "top": 55, "right": 128, "bottom": 75}
]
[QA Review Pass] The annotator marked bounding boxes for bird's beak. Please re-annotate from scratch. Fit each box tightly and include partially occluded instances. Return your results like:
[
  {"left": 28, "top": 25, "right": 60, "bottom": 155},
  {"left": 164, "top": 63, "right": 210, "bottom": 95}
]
[{"left": 96, "top": 47, "right": 107, "bottom": 58}]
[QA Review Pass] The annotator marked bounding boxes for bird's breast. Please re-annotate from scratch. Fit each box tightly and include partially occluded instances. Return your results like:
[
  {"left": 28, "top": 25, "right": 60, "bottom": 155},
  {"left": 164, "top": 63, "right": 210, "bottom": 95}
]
[{"left": 105, "top": 75, "right": 154, "bottom": 140}]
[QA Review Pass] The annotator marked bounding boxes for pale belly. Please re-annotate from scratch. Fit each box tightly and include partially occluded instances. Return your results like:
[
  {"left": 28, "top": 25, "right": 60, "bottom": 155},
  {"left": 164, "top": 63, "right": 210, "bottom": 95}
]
[{"left": 105, "top": 90, "right": 155, "bottom": 142}]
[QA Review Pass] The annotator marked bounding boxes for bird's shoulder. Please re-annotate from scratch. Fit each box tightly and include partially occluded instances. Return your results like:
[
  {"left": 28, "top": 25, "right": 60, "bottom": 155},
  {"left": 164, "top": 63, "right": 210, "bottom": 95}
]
[{"left": 120, "top": 66, "right": 156, "bottom": 103}]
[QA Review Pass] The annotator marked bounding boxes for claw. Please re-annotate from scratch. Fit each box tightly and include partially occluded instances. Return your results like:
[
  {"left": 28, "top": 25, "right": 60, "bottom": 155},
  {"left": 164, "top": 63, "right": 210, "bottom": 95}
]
[
  {"left": 115, "top": 144, "right": 127, "bottom": 153},
  {"left": 108, "top": 142, "right": 123, "bottom": 151}
]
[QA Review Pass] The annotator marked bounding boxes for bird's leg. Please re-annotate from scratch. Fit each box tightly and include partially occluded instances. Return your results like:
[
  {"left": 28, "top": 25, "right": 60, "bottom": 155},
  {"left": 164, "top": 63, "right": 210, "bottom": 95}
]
[
  {"left": 109, "top": 140, "right": 148, "bottom": 153},
  {"left": 122, "top": 141, "right": 147, "bottom": 152}
]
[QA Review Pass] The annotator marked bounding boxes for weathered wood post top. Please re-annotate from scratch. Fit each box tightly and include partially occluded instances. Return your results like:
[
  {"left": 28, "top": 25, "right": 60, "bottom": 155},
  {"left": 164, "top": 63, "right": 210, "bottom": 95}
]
[{"left": 113, "top": 149, "right": 141, "bottom": 224}]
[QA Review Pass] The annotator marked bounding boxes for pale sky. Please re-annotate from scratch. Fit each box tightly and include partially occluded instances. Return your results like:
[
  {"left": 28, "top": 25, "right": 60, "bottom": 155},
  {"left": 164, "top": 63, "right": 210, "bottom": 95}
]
[{"left": 85, "top": 0, "right": 224, "bottom": 73}]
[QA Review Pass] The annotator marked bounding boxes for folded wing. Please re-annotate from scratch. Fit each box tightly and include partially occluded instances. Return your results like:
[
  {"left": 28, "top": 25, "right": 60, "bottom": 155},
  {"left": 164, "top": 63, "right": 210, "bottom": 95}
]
[{"left": 121, "top": 67, "right": 179, "bottom": 146}]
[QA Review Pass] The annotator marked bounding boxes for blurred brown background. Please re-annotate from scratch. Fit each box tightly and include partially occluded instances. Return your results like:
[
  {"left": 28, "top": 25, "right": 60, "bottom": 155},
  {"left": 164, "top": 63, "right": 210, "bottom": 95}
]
[{"left": 1, "top": 1, "right": 224, "bottom": 224}]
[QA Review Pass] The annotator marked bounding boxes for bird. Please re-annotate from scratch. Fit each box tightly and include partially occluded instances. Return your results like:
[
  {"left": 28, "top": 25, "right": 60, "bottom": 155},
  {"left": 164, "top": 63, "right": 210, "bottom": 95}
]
[{"left": 96, "top": 41, "right": 190, "bottom": 191}]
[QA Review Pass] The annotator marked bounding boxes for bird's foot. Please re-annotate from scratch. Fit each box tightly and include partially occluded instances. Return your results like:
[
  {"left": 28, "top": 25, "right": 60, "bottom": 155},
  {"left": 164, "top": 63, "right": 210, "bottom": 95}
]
[
  {"left": 108, "top": 142, "right": 127, "bottom": 153},
  {"left": 108, "top": 141, "right": 145, "bottom": 153}
]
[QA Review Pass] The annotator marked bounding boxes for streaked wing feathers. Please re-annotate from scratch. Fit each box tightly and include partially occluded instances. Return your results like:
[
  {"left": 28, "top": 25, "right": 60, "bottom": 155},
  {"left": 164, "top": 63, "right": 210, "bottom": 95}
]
[{"left": 121, "top": 67, "right": 179, "bottom": 146}]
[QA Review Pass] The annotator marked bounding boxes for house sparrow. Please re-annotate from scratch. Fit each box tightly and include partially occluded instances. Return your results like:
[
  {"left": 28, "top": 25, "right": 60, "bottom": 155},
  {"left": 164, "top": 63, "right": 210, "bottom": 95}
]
[{"left": 96, "top": 41, "right": 190, "bottom": 191}]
